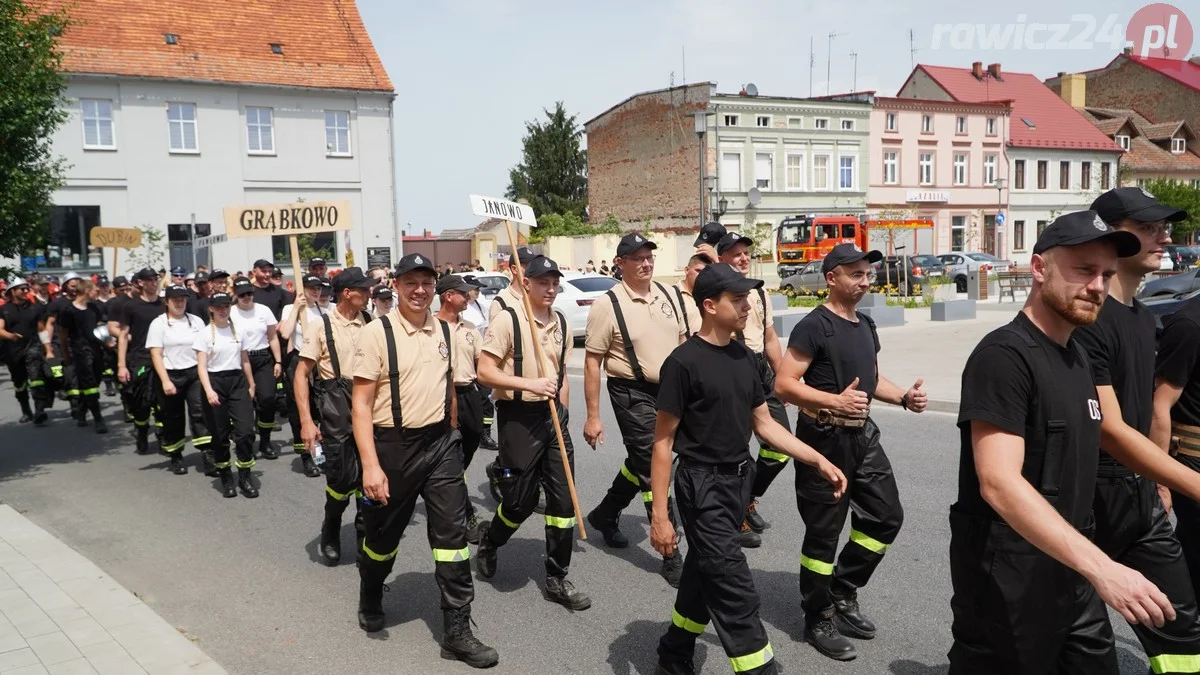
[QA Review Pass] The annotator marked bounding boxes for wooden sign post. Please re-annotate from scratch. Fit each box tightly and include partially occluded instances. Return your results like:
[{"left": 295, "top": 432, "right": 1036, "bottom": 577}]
[
  {"left": 468, "top": 194, "right": 587, "bottom": 540},
  {"left": 89, "top": 227, "right": 143, "bottom": 280},
  {"left": 221, "top": 200, "right": 353, "bottom": 290}
]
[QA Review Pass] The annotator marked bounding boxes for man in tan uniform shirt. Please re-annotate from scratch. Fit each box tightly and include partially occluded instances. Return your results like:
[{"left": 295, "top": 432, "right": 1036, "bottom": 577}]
[
  {"left": 718, "top": 232, "right": 787, "bottom": 547},
  {"left": 582, "top": 232, "right": 686, "bottom": 587},
  {"left": 350, "top": 253, "right": 497, "bottom": 668},
  {"left": 488, "top": 246, "right": 536, "bottom": 323},
  {"left": 671, "top": 254, "right": 710, "bottom": 338},
  {"left": 475, "top": 255, "right": 591, "bottom": 612}
]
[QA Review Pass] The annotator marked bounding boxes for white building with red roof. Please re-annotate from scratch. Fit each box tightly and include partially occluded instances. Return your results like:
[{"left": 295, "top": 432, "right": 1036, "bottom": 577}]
[
  {"left": 27, "top": 0, "right": 397, "bottom": 276},
  {"left": 898, "top": 62, "right": 1123, "bottom": 264}
]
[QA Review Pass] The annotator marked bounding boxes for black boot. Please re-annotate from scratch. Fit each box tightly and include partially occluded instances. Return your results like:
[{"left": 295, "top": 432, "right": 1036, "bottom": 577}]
[
  {"left": 474, "top": 522, "right": 497, "bottom": 579},
  {"left": 478, "top": 426, "right": 498, "bottom": 451},
  {"left": 104, "top": 380, "right": 116, "bottom": 397},
  {"left": 805, "top": 608, "right": 856, "bottom": 661},
  {"left": 32, "top": 401, "right": 48, "bottom": 426},
  {"left": 358, "top": 576, "right": 385, "bottom": 632},
  {"left": 17, "top": 393, "right": 33, "bottom": 423},
  {"left": 301, "top": 453, "right": 321, "bottom": 477},
  {"left": 135, "top": 426, "right": 150, "bottom": 454},
  {"left": 745, "top": 498, "right": 767, "bottom": 533},
  {"left": 586, "top": 509, "right": 629, "bottom": 549},
  {"left": 320, "top": 497, "right": 346, "bottom": 565},
  {"left": 833, "top": 591, "right": 876, "bottom": 639},
  {"left": 219, "top": 468, "right": 237, "bottom": 498},
  {"left": 738, "top": 519, "right": 762, "bottom": 548},
  {"left": 544, "top": 576, "right": 591, "bottom": 611},
  {"left": 259, "top": 432, "right": 279, "bottom": 460},
  {"left": 169, "top": 452, "right": 188, "bottom": 475},
  {"left": 238, "top": 468, "right": 259, "bottom": 498},
  {"left": 440, "top": 606, "right": 499, "bottom": 668},
  {"left": 87, "top": 397, "right": 106, "bottom": 434},
  {"left": 72, "top": 398, "right": 86, "bottom": 426},
  {"left": 654, "top": 659, "right": 697, "bottom": 675},
  {"left": 200, "top": 451, "right": 218, "bottom": 477}
]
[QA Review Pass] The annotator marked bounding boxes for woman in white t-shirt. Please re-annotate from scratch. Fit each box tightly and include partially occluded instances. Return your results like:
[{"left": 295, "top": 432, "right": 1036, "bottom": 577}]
[
  {"left": 279, "top": 275, "right": 328, "bottom": 477},
  {"left": 146, "top": 285, "right": 205, "bottom": 476},
  {"left": 230, "top": 277, "right": 282, "bottom": 459},
  {"left": 194, "top": 292, "right": 258, "bottom": 499}
]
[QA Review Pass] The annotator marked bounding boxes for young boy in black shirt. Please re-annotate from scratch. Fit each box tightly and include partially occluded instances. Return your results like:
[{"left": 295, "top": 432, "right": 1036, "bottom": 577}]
[{"left": 649, "top": 263, "right": 846, "bottom": 675}]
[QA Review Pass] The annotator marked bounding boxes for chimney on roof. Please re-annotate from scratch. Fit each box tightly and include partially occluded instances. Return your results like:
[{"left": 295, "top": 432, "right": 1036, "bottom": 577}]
[
  {"left": 972, "top": 62, "right": 984, "bottom": 80},
  {"left": 987, "top": 63, "right": 1002, "bottom": 80},
  {"left": 1060, "top": 73, "right": 1087, "bottom": 108}
]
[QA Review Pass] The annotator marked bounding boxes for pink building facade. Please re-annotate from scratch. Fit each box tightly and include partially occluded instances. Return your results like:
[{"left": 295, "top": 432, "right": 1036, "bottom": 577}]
[{"left": 867, "top": 97, "right": 1013, "bottom": 257}]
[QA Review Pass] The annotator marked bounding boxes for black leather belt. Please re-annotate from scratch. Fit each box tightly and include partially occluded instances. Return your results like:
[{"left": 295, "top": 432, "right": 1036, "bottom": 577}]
[{"left": 680, "top": 457, "right": 751, "bottom": 476}]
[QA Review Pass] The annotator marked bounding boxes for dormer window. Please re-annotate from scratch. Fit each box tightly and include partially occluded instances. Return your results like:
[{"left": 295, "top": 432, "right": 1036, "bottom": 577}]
[
  {"left": 1172, "top": 138, "right": 1186, "bottom": 154},
  {"left": 1116, "top": 135, "right": 1130, "bottom": 151}
]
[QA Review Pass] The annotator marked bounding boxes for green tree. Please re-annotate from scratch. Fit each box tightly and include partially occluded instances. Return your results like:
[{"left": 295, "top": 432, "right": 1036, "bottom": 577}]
[
  {"left": 506, "top": 102, "right": 588, "bottom": 219},
  {"left": 296, "top": 234, "right": 334, "bottom": 263},
  {"left": 126, "top": 225, "right": 167, "bottom": 273},
  {"left": 2, "top": 0, "right": 70, "bottom": 275},
  {"left": 527, "top": 212, "right": 620, "bottom": 244},
  {"left": 1142, "top": 179, "right": 1200, "bottom": 242}
]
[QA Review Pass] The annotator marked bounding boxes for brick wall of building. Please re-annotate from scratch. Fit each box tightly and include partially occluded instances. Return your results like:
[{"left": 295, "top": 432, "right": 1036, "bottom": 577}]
[
  {"left": 585, "top": 84, "right": 710, "bottom": 229},
  {"left": 1053, "top": 57, "right": 1200, "bottom": 137}
]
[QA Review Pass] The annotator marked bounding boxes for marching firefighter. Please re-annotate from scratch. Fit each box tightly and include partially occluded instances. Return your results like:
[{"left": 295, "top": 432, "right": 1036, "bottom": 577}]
[
  {"left": 475, "top": 255, "right": 591, "bottom": 611},
  {"left": 55, "top": 278, "right": 107, "bottom": 433},
  {"left": 145, "top": 285, "right": 206, "bottom": 476},
  {"left": 774, "top": 243, "right": 924, "bottom": 661},
  {"left": 230, "top": 277, "right": 283, "bottom": 461},
  {"left": 44, "top": 272, "right": 84, "bottom": 423},
  {"left": 194, "top": 292, "right": 258, "bottom": 498},
  {"left": 294, "top": 267, "right": 375, "bottom": 565},
  {"left": 433, "top": 273, "right": 489, "bottom": 543},
  {"left": 105, "top": 276, "right": 133, "bottom": 423},
  {"left": 671, "top": 254, "right": 709, "bottom": 339},
  {"left": 118, "top": 268, "right": 168, "bottom": 454},
  {"left": 950, "top": 211, "right": 1174, "bottom": 673},
  {"left": 0, "top": 278, "right": 49, "bottom": 424},
  {"left": 487, "top": 246, "right": 536, "bottom": 321},
  {"left": 650, "top": 262, "right": 847, "bottom": 675},
  {"left": 281, "top": 274, "right": 328, "bottom": 477},
  {"left": 351, "top": 253, "right": 498, "bottom": 668},
  {"left": 583, "top": 232, "right": 686, "bottom": 587}
]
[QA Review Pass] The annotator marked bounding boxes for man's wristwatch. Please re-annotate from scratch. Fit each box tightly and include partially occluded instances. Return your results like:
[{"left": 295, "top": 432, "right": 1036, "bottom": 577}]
[{"left": 900, "top": 393, "right": 910, "bottom": 411}]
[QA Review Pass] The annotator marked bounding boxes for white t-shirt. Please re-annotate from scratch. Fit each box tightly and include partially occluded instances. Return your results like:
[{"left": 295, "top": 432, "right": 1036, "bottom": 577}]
[
  {"left": 463, "top": 298, "right": 488, "bottom": 332},
  {"left": 193, "top": 323, "right": 246, "bottom": 373},
  {"left": 281, "top": 303, "right": 328, "bottom": 352},
  {"left": 230, "top": 303, "right": 277, "bottom": 351},
  {"left": 145, "top": 313, "right": 205, "bottom": 370}
]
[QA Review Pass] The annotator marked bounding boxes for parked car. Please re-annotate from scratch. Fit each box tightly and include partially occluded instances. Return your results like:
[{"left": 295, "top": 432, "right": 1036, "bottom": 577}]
[
  {"left": 779, "top": 260, "right": 827, "bottom": 296},
  {"left": 937, "top": 252, "right": 1013, "bottom": 292},
  {"left": 1164, "top": 244, "right": 1200, "bottom": 271},
  {"left": 1137, "top": 268, "right": 1200, "bottom": 299},
  {"left": 555, "top": 272, "right": 619, "bottom": 338},
  {"left": 872, "top": 255, "right": 944, "bottom": 296},
  {"left": 1144, "top": 286, "right": 1200, "bottom": 336}
]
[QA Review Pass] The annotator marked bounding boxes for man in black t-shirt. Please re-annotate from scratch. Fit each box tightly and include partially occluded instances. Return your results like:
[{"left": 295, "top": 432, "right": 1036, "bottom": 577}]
[
  {"left": 0, "top": 279, "right": 49, "bottom": 423},
  {"left": 45, "top": 272, "right": 84, "bottom": 422},
  {"left": 773, "top": 242, "right": 926, "bottom": 661},
  {"left": 250, "top": 259, "right": 287, "bottom": 320},
  {"left": 118, "top": 268, "right": 166, "bottom": 455},
  {"left": 649, "top": 263, "right": 845, "bottom": 675},
  {"left": 105, "top": 277, "right": 132, "bottom": 419},
  {"left": 1074, "top": 188, "right": 1200, "bottom": 665},
  {"left": 950, "top": 211, "right": 1172, "bottom": 674}
]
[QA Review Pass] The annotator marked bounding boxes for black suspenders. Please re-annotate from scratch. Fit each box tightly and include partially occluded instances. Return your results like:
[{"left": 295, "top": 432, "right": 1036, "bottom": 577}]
[
  {"left": 321, "top": 312, "right": 372, "bottom": 381},
  {"left": 604, "top": 282, "right": 678, "bottom": 383},
  {"left": 673, "top": 286, "right": 691, "bottom": 336},
  {"left": 378, "top": 314, "right": 453, "bottom": 429},
  {"left": 504, "top": 306, "right": 567, "bottom": 403}
]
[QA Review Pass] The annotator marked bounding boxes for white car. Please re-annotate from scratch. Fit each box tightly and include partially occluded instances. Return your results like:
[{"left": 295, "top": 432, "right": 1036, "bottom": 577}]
[{"left": 432, "top": 271, "right": 618, "bottom": 342}]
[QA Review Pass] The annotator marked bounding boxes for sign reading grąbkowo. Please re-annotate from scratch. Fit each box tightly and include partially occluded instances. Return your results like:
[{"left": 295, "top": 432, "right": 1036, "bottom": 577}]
[{"left": 221, "top": 200, "right": 353, "bottom": 239}]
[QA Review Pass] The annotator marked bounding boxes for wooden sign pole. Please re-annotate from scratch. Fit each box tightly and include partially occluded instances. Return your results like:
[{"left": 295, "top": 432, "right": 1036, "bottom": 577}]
[
  {"left": 502, "top": 219, "right": 587, "bottom": 540},
  {"left": 288, "top": 235, "right": 303, "bottom": 292},
  {"left": 111, "top": 248, "right": 119, "bottom": 282}
]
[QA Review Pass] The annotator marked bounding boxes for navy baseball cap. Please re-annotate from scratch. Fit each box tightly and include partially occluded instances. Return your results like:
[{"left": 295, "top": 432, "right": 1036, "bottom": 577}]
[
  {"left": 170, "top": 266, "right": 186, "bottom": 276},
  {"left": 695, "top": 221, "right": 727, "bottom": 247},
  {"left": 693, "top": 263, "right": 763, "bottom": 304},
  {"left": 1091, "top": 186, "right": 1187, "bottom": 225},
  {"left": 233, "top": 277, "right": 255, "bottom": 296},
  {"left": 302, "top": 274, "right": 323, "bottom": 288},
  {"left": 1033, "top": 210, "right": 1141, "bottom": 258},
  {"left": 822, "top": 243, "right": 884, "bottom": 275},
  {"left": 164, "top": 284, "right": 189, "bottom": 298},
  {"left": 333, "top": 267, "right": 376, "bottom": 292},
  {"left": 525, "top": 255, "right": 563, "bottom": 278},
  {"left": 208, "top": 292, "right": 233, "bottom": 307},
  {"left": 716, "top": 232, "right": 753, "bottom": 256},
  {"left": 513, "top": 247, "right": 536, "bottom": 265},
  {"left": 615, "top": 232, "right": 657, "bottom": 259},
  {"left": 393, "top": 253, "right": 436, "bottom": 277}
]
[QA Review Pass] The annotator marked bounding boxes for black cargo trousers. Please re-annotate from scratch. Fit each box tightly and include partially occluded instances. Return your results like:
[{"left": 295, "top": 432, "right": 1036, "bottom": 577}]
[
  {"left": 315, "top": 376, "right": 363, "bottom": 547},
  {"left": 794, "top": 414, "right": 903, "bottom": 618},
  {"left": 658, "top": 458, "right": 777, "bottom": 674},
  {"left": 748, "top": 354, "right": 792, "bottom": 500}
]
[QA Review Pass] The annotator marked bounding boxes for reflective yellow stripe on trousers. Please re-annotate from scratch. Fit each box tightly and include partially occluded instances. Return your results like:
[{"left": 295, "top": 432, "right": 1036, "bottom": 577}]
[
  {"left": 729, "top": 644, "right": 773, "bottom": 672},
  {"left": 849, "top": 529, "right": 890, "bottom": 554},
  {"left": 758, "top": 447, "right": 789, "bottom": 463},
  {"left": 1150, "top": 654, "right": 1200, "bottom": 674},
  {"left": 671, "top": 608, "right": 707, "bottom": 634},
  {"left": 800, "top": 554, "right": 834, "bottom": 575},
  {"left": 362, "top": 542, "right": 398, "bottom": 562},
  {"left": 432, "top": 547, "right": 470, "bottom": 562}
]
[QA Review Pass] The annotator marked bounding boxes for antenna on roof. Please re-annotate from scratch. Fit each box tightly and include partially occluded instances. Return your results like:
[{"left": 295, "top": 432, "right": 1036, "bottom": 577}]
[
  {"left": 809, "top": 36, "right": 815, "bottom": 98},
  {"left": 909, "top": 29, "right": 918, "bottom": 69},
  {"left": 850, "top": 52, "right": 858, "bottom": 91},
  {"left": 827, "top": 31, "right": 843, "bottom": 95}
]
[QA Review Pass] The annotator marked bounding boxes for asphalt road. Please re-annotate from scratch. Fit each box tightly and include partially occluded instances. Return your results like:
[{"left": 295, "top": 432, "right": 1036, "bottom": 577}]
[{"left": 0, "top": 372, "right": 1149, "bottom": 674}]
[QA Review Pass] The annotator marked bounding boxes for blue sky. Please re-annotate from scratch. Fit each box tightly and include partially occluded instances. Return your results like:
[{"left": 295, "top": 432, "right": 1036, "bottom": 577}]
[{"left": 357, "top": 0, "right": 1195, "bottom": 234}]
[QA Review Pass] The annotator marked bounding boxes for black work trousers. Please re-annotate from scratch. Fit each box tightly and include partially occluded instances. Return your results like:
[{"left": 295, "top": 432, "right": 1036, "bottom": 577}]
[
  {"left": 749, "top": 354, "right": 791, "bottom": 499},
  {"left": 947, "top": 508, "right": 1117, "bottom": 674},
  {"left": 202, "top": 370, "right": 255, "bottom": 469},
  {"left": 454, "top": 384, "right": 484, "bottom": 471},
  {"left": 285, "top": 354, "right": 316, "bottom": 457},
  {"left": 316, "top": 377, "right": 363, "bottom": 539},
  {"left": 3, "top": 346, "right": 36, "bottom": 414},
  {"left": 658, "top": 460, "right": 777, "bottom": 675},
  {"left": 247, "top": 349, "right": 276, "bottom": 437},
  {"left": 359, "top": 423, "right": 473, "bottom": 610},
  {"left": 157, "top": 367, "right": 204, "bottom": 457},
  {"left": 794, "top": 415, "right": 903, "bottom": 617},
  {"left": 68, "top": 339, "right": 104, "bottom": 421},
  {"left": 590, "top": 378, "right": 679, "bottom": 537},
  {"left": 126, "top": 360, "right": 157, "bottom": 431},
  {"left": 485, "top": 400, "right": 576, "bottom": 578}
]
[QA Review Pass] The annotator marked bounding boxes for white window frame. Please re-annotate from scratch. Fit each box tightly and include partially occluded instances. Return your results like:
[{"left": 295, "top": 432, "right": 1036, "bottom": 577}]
[
  {"left": 720, "top": 151, "right": 742, "bottom": 192},
  {"left": 245, "top": 106, "right": 275, "bottom": 155},
  {"left": 812, "top": 153, "right": 831, "bottom": 191},
  {"left": 919, "top": 152, "right": 934, "bottom": 186},
  {"left": 953, "top": 153, "right": 967, "bottom": 186},
  {"left": 325, "top": 110, "right": 352, "bottom": 156},
  {"left": 814, "top": 118, "right": 829, "bottom": 130},
  {"left": 921, "top": 114, "right": 933, "bottom": 133},
  {"left": 983, "top": 154, "right": 997, "bottom": 186},
  {"left": 785, "top": 152, "right": 806, "bottom": 191},
  {"left": 951, "top": 215, "right": 967, "bottom": 252},
  {"left": 882, "top": 150, "right": 898, "bottom": 185},
  {"left": 80, "top": 99, "right": 115, "bottom": 150},
  {"left": 723, "top": 114, "right": 739, "bottom": 127},
  {"left": 838, "top": 154, "right": 857, "bottom": 190},
  {"left": 756, "top": 115, "right": 771, "bottom": 128},
  {"left": 956, "top": 116, "right": 966, "bottom": 134},
  {"left": 787, "top": 117, "right": 802, "bottom": 129},
  {"left": 1116, "top": 134, "right": 1130, "bottom": 150},
  {"left": 166, "top": 102, "right": 198, "bottom": 153},
  {"left": 1193, "top": 179, "right": 1200, "bottom": 190},
  {"left": 885, "top": 112, "right": 897, "bottom": 132},
  {"left": 986, "top": 117, "right": 997, "bottom": 135},
  {"left": 1172, "top": 138, "right": 1186, "bottom": 154},
  {"left": 754, "top": 152, "right": 773, "bottom": 191},
  {"left": 841, "top": 119, "right": 855, "bottom": 131}
]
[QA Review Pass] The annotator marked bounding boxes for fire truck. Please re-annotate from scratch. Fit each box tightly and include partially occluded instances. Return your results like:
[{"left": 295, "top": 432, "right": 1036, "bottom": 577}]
[{"left": 775, "top": 215, "right": 935, "bottom": 278}]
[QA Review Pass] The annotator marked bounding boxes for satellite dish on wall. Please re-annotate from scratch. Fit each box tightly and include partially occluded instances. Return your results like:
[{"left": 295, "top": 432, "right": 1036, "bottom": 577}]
[
  {"left": 748, "top": 187, "right": 762, "bottom": 207},
  {"left": 745, "top": 83, "right": 759, "bottom": 96}
]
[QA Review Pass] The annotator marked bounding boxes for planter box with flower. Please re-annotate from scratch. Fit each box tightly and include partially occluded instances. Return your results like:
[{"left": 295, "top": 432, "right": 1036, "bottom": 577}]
[{"left": 923, "top": 274, "right": 958, "bottom": 303}]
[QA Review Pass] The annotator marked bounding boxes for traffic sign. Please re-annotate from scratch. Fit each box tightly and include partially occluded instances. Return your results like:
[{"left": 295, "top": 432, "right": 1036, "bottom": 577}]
[
  {"left": 996, "top": 213, "right": 1006, "bottom": 226},
  {"left": 194, "top": 233, "right": 227, "bottom": 248}
]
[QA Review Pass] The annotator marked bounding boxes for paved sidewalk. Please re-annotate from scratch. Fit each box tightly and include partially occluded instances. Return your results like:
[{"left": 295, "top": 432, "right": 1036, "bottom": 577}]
[{"left": 0, "top": 505, "right": 226, "bottom": 675}]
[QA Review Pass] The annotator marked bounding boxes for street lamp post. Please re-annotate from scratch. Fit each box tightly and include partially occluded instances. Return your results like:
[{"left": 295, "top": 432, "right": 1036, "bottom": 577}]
[
  {"left": 694, "top": 112, "right": 709, "bottom": 227},
  {"left": 994, "top": 177, "right": 1006, "bottom": 259}
]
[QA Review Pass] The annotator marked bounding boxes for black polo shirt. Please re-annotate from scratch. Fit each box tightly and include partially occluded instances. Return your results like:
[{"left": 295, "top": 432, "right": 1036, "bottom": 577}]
[
  {"left": 119, "top": 296, "right": 164, "bottom": 367},
  {"left": 252, "top": 282, "right": 287, "bottom": 321},
  {"left": 656, "top": 335, "right": 765, "bottom": 465},
  {"left": 787, "top": 305, "right": 880, "bottom": 398},
  {"left": 105, "top": 295, "right": 128, "bottom": 327},
  {"left": 1157, "top": 297, "right": 1200, "bottom": 428},
  {"left": 57, "top": 301, "right": 105, "bottom": 344},
  {"left": 0, "top": 301, "right": 46, "bottom": 352},
  {"left": 956, "top": 312, "right": 1102, "bottom": 528}
]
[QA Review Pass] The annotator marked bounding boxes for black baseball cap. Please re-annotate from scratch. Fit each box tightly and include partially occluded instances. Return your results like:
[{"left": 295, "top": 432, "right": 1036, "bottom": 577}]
[
  {"left": 393, "top": 253, "right": 436, "bottom": 277},
  {"left": 436, "top": 274, "right": 484, "bottom": 295},
  {"left": 1091, "top": 186, "right": 1187, "bottom": 225},
  {"left": 112, "top": 276, "right": 129, "bottom": 287},
  {"left": 170, "top": 266, "right": 186, "bottom": 276},
  {"left": 615, "top": 232, "right": 657, "bottom": 259},
  {"left": 695, "top": 221, "right": 727, "bottom": 247},
  {"left": 525, "top": 255, "right": 563, "bottom": 278},
  {"left": 133, "top": 267, "right": 159, "bottom": 281},
  {"left": 164, "top": 284, "right": 190, "bottom": 298},
  {"left": 333, "top": 267, "right": 376, "bottom": 292},
  {"left": 302, "top": 274, "right": 323, "bottom": 288},
  {"left": 513, "top": 247, "right": 536, "bottom": 265},
  {"left": 270, "top": 268, "right": 283, "bottom": 279},
  {"left": 253, "top": 259, "right": 274, "bottom": 270},
  {"left": 372, "top": 286, "right": 393, "bottom": 300},
  {"left": 308, "top": 257, "right": 327, "bottom": 267},
  {"left": 716, "top": 232, "right": 753, "bottom": 255},
  {"left": 208, "top": 269, "right": 230, "bottom": 281},
  {"left": 233, "top": 277, "right": 255, "bottom": 296},
  {"left": 194, "top": 272, "right": 209, "bottom": 283},
  {"left": 1032, "top": 209, "right": 1141, "bottom": 258},
  {"left": 208, "top": 292, "right": 233, "bottom": 307},
  {"left": 319, "top": 282, "right": 332, "bottom": 296},
  {"left": 96, "top": 276, "right": 110, "bottom": 287},
  {"left": 822, "top": 243, "right": 884, "bottom": 275},
  {"left": 693, "top": 263, "right": 764, "bottom": 304}
]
